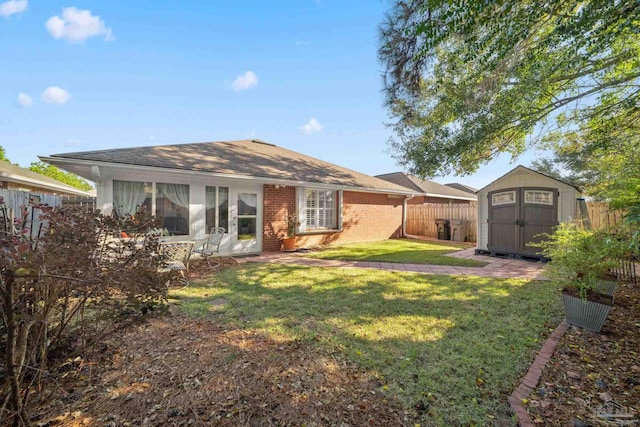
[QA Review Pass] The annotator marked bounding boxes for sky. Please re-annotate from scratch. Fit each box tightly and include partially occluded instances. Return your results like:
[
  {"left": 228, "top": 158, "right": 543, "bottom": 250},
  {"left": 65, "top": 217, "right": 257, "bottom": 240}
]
[{"left": 1, "top": 0, "right": 546, "bottom": 189}]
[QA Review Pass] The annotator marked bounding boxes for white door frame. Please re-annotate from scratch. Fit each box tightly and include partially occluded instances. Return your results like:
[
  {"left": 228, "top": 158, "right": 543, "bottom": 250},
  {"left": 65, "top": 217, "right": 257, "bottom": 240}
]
[{"left": 229, "top": 184, "right": 263, "bottom": 254}]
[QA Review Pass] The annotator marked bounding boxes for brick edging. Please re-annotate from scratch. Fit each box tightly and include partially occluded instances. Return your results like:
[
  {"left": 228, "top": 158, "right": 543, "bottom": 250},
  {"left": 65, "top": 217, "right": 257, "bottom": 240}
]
[{"left": 508, "top": 321, "right": 570, "bottom": 426}]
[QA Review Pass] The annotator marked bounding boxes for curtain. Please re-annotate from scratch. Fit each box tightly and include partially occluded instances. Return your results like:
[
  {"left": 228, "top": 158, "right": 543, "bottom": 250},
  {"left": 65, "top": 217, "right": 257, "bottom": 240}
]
[
  {"left": 238, "top": 193, "right": 257, "bottom": 215},
  {"left": 113, "top": 180, "right": 148, "bottom": 216},
  {"left": 157, "top": 183, "right": 189, "bottom": 208}
]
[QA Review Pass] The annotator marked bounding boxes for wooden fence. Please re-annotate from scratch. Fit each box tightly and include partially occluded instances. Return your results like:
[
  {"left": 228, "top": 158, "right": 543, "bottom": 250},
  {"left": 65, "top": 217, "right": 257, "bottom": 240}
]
[
  {"left": 586, "top": 201, "right": 626, "bottom": 230},
  {"left": 406, "top": 203, "right": 477, "bottom": 242},
  {"left": 406, "top": 201, "right": 625, "bottom": 243},
  {"left": 61, "top": 195, "right": 96, "bottom": 210}
]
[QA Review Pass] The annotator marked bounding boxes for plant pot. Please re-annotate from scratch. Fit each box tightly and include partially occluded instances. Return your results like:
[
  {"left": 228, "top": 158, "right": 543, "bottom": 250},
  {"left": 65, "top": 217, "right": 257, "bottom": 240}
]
[
  {"left": 595, "top": 276, "right": 618, "bottom": 297},
  {"left": 282, "top": 236, "right": 296, "bottom": 252},
  {"left": 562, "top": 291, "right": 612, "bottom": 333}
]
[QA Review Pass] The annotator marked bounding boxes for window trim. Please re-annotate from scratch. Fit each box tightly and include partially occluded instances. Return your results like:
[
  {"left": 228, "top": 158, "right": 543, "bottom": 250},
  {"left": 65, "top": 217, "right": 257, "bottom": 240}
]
[
  {"left": 523, "top": 190, "right": 554, "bottom": 205},
  {"left": 297, "top": 187, "right": 343, "bottom": 234},
  {"left": 491, "top": 190, "right": 516, "bottom": 206}
]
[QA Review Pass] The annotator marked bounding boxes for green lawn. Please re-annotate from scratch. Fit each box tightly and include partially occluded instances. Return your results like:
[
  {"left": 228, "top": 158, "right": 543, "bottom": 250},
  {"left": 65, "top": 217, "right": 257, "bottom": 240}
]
[
  {"left": 305, "top": 238, "right": 487, "bottom": 267},
  {"left": 172, "top": 264, "right": 562, "bottom": 426}
]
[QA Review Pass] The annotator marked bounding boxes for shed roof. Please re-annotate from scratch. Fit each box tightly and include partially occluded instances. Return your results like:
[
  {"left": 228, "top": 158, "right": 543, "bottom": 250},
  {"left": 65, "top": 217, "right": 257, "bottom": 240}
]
[
  {"left": 375, "top": 172, "right": 477, "bottom": 201},
  {"left": 477, "top": 165, "right": 581, "bottom": 193},
  {"left": 0, "top": 161, "right": 94, "bottom": 196},
  {"left": 43, "top": 140, "right": 413, "bottom": 195}
]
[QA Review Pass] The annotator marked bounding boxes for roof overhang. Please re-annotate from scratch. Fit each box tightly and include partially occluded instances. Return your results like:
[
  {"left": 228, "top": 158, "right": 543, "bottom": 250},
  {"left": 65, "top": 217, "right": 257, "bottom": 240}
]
[
  {"left": 421, "top": 192, "right": 477, "bottom": 201},
  {"left": 40, "top": 156, "right": 416, "bottom": 197},
  {"left": 0, "top": 171, "right": 95, "bottom": 197}
]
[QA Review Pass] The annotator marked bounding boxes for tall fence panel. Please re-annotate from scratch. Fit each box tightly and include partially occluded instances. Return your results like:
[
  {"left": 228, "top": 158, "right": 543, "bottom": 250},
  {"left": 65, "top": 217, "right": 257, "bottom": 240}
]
[
  {"left": 407, "top": 203, "right": 477, "bottom": 242},
  {"left": 61, "top": 195, "right": 96, "bottom": 210},
  {"left": 586, "top": 201, "right": 625, "bottom": 229},
  {"left": 0, "top": 189, "right": 61, "bottom": 237}
]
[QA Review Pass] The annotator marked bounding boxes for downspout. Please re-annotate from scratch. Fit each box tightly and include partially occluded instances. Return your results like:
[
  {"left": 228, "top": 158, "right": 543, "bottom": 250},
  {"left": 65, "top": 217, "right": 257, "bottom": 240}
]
[{"left": 402, "top": 194, "right": 418, "bottom": 237}]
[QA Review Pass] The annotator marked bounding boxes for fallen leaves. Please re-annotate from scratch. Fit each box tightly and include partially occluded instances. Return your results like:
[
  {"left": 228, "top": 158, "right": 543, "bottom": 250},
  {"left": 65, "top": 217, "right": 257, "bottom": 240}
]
[{"left": 526, "top": 282, "right": 640, "bottom": 425}]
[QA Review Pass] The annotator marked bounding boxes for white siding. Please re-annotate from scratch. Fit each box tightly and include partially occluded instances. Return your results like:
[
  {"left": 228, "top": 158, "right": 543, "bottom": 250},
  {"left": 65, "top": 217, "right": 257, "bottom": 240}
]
[
  {"left": 477, "top": 166, "right": 580, "bottom": 250},
  {"left": 94, "top": 166, "right": 263, "bottom": 255}
]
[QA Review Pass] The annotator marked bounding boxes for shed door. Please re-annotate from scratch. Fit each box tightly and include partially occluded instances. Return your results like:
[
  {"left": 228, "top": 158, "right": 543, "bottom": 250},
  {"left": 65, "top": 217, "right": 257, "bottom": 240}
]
[
  {"left": 488, "top": 187, "right": 558, "bottom": 256},
  {"left": 520, "top": 189, "right": 558, "bottom": 255},
  {"left": 487, "top": 188, "right": 519, "bottom": 253}
]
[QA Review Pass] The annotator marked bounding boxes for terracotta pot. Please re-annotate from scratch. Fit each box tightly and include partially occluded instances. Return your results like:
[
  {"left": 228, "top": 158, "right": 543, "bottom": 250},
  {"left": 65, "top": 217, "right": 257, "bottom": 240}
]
[{"left": 282, "top": 236, "right": 296, "bottom": 252}]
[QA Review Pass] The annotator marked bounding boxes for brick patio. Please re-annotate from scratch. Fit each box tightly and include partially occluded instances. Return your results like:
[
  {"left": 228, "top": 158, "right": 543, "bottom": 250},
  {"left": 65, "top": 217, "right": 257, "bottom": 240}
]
[{"left": 241, "top": 247, "right": 547, "bottom": 280}]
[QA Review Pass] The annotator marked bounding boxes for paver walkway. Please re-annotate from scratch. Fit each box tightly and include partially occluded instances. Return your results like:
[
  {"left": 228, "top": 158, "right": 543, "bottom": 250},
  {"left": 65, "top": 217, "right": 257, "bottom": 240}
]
[{"left": 240, "top": 247, "right": 547, "bottom": 280}]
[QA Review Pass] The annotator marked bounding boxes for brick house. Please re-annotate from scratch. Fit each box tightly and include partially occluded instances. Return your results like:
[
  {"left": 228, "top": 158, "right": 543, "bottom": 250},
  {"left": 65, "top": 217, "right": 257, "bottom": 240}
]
[
  {"left": 375, "top": 172, "right": 477, "bottom": 204},
  {"left": 41, "top": 140, "right": 414, "bottom": 255}
]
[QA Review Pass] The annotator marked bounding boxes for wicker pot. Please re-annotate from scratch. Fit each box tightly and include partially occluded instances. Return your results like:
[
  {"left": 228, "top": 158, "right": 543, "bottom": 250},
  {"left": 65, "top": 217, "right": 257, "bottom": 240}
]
[
  {"left": 562, "top": 291, "right": 612, "bottom": 333},
  {"left": 282, "top": 236, "right": 296, "bottom": 252}
]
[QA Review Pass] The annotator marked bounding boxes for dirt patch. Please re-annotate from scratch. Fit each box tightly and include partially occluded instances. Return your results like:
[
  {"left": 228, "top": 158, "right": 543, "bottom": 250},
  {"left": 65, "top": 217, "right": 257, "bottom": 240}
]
[
  {"left": 29, "top": 312, "right": 408, "bottom": 427},
  {"left": 526, "top": 282, "right": 640, "bottom": 425}
]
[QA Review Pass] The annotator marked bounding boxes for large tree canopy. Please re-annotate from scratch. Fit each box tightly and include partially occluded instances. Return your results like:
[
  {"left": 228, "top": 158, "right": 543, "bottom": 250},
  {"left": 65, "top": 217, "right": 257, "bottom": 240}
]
[{"left": 379, "top": 0, "right": 640, "bottom": 177}]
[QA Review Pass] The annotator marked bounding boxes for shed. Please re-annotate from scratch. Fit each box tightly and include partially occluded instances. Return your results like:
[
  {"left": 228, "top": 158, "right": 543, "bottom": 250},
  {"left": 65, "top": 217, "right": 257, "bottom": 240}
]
[{"left": 476, "top": 165, "right": 581, "bottom": 259}]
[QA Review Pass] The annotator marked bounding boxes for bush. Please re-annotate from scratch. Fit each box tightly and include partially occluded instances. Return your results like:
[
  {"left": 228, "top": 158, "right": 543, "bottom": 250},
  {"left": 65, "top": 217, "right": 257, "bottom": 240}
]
[
  {"left": 0, "top": 205, "right": 169, "bottom": 426},
  {"left": 537, "top": 222, "right": 620, "bottom": 295}
]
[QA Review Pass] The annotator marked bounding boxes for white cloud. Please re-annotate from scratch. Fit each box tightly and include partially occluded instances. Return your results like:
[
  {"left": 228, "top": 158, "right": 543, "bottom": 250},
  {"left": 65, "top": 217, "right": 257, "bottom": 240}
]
[
  {"left": 46, "top": 7, "right": 113, "bottom": 43},
  {"left": 232, "top": 71, "right": 258, "bottom": 91},
  {"left": 300, "top": 118, "right": 323, "bottom": 135},
  {"left": 16, "top": 92, "right": 32, "bottom": 107},
  {"left": 41, "top": 86, "right": 71, "bottom": 104},
  {"left": 0, "top": 0, "right": 27, "bottom": 17}
]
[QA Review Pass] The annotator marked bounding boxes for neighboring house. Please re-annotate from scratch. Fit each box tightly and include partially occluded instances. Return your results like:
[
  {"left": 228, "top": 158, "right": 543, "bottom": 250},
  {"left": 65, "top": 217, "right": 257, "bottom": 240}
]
[
  {"left": 0, "top": 160, "right": 94, "bottom": 197},
  {"left": 476, "top": 165, "right": 581, "bottom": 259},
  {"left": 41, "top": 139, "right": 415, "bottom": 255},
  {"left": 445, "top": 182, "right": 478, "bottom": 195},
  {"left": 375, "top": 172, "right": 477, "bottom": 204}
]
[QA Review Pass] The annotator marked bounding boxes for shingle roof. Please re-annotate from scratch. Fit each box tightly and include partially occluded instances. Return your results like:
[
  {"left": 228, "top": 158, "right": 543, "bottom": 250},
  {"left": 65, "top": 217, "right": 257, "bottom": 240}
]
[
  {"left": 0, "top": 161, "right": 94, "bottom": 196},
  {"left": 375, "top": 172, "right": 477, "bottom": 200},
  {"left": 444, "top": 183, "right": 478, "bottom": 194},
  {"left": 48, "top": 140, "right": 413, "bottom": 194}
]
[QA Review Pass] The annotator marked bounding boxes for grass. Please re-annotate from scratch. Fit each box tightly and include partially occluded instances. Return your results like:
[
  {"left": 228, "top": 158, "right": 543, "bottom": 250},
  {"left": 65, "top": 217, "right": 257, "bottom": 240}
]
[
  {"left": 171, "top": 264, "right": 563, "bottom": 426},
  {"left": 305, "top": 238, "right": 487, "bottom": 267}
]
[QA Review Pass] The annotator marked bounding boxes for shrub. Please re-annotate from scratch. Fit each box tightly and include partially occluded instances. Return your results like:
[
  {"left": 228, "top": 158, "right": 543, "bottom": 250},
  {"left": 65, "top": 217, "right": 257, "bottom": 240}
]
[
  {"left": 537, "top": 222, "right": 620, "bottom": 296},
  {"left": 0, "top": 205, "right": 169, "bottom": 426}
]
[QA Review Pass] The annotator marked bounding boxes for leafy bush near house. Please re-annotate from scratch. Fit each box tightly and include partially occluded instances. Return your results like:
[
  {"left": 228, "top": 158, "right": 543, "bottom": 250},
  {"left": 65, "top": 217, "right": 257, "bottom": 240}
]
[{"left": 0, "top": 205, "right": 168, "bottom": 426}]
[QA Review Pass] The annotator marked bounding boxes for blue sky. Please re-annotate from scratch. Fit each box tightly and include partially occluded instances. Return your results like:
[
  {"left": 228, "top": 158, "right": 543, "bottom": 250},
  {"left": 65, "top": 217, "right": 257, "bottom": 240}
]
[{"left": 1, "top": 0, "right": 544, "bottom": 189}]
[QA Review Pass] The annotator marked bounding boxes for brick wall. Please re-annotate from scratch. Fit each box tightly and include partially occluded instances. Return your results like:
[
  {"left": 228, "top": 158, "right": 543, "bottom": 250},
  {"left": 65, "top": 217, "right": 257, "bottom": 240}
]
[
  {"left": 262, "top": 184, "right": 404, "bottom": 252},
  {"left": 262, "top": 184, "right": 297, "bottom": 251}
]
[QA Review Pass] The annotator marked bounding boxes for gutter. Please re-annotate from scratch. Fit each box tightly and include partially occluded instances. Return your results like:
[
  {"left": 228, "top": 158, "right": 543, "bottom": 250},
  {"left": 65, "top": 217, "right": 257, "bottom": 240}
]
[
  {"left": 402, "top": 194, "right": 419, "bottom": 237},
  {"left": 0, "top": 172, "right": 94, "bottom": 197},
  {"left": 40, "top": 156, "right": 415, "bottom": 197}
]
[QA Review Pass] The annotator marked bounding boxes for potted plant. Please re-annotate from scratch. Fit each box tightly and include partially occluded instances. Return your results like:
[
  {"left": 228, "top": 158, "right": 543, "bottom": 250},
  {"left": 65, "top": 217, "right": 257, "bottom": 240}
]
[
  {"left": 282, "top": 213, "right": 300, "bottom": 252},
  {"left": 538, "top": 222, "right": 618, "bottom": 332}
]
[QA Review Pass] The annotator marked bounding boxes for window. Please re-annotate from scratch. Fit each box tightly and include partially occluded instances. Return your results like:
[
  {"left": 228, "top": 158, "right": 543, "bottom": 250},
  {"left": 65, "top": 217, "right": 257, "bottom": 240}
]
[
  {"left": 112, "top": 180, "right": 151, "bottom": 218},
  {"left": 303, "top": 189, "right": 338, "bottom": 230},
  {"left": 156, "top": 183, "right": 190, "bottom": 236},
  {"left": 491, "top": 191, "right": 516, "bottom": 206},
  {"left": 524, "top": 190, "right": 553, "bottom": 205},
  {"left": 112, "top": 180, "right": 190, "bottom": 236},
  {"left": 205, "top": 186, "right": 229, "bottom": 233}
]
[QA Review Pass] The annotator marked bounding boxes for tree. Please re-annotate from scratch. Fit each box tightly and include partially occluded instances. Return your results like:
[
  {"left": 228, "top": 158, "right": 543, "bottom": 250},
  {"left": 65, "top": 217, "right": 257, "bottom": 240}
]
[
  {"left": 28, "top": 162, "right": 93, "bottom": 191},
  {"left": 379, "top": 0, "right": 640, "bottom": 178},
  {"left": 0, "top": 147, "right": 8, "bottom": 162}
]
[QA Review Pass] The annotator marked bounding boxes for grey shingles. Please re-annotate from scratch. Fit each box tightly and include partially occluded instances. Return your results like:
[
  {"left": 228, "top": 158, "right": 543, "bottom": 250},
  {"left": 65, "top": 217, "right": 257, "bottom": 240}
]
[
  {"left": 50, "top": 140, "right": 412, "bottom": 193},
  {"left": 375, "top": 172, "right": 477, "bottom": 200}
]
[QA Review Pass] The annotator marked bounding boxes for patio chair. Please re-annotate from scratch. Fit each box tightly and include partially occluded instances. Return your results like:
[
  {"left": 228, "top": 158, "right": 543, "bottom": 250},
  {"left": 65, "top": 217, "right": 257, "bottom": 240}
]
[
  {"left": 193, "top": 227, "right": 225, "bottom": 268},
  {"left": 159, "top": 241, "right": 195, "bottom": 286}
]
